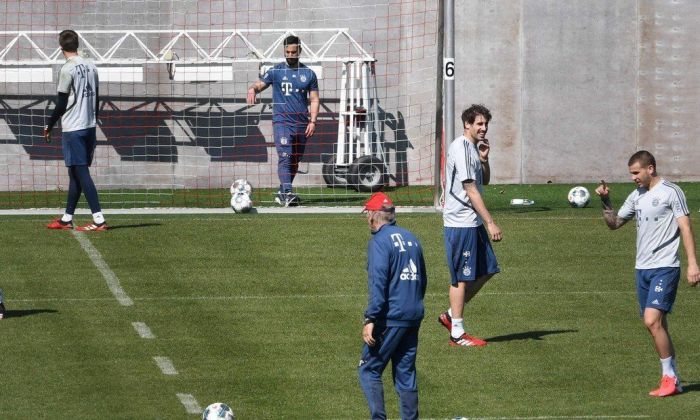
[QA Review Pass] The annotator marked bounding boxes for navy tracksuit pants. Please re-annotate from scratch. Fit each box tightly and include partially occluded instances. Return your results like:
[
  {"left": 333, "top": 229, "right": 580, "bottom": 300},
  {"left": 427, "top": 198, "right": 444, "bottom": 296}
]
[{"left": 358, "top": 324, "right": 419, "bottom": 420}]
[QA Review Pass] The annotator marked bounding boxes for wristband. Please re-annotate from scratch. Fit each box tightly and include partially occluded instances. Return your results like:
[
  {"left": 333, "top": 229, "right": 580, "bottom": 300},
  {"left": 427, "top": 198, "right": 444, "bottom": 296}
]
[{"left": 363, "top": 317, "right": 374, "bottom": 325}]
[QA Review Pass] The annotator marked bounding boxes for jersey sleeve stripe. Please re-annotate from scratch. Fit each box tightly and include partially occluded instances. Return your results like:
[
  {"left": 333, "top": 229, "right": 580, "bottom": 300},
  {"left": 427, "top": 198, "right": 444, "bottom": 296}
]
[{"left": 462, "top": 140, "right": 475, "bottom": 182}]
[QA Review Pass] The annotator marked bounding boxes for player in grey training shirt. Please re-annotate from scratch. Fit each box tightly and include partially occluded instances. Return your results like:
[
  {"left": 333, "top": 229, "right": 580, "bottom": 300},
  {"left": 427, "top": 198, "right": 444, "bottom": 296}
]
[
  {"left": 596, "top": 150, "right": 699, "bottom": 397},
  {"left": 44, "top": 30, "right": 107, "bottom": 231},
  {"left": 439, "top": 104, "right": 502, "bottom": 348}
]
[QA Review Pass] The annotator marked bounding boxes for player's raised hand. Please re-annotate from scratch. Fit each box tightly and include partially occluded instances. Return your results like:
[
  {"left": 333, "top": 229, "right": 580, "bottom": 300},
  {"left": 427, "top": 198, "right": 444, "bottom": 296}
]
[
  {"left": 246, "top": 88, "right": 257, "bottom": 105},
  {"left": 478, "top": 139, "right": 490, "bottom": 161},
  {"left": 43, "top": 125, "right": 51, "bottom": 143},
  {"left": 595, "top": 179, "right": 609, "bottom": 197}
]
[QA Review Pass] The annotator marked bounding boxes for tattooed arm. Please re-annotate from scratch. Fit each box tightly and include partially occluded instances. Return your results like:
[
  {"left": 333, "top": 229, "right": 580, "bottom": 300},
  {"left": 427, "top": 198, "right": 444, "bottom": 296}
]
[{"left": 596, "top": 182, "right": 628, "bottom": 230}]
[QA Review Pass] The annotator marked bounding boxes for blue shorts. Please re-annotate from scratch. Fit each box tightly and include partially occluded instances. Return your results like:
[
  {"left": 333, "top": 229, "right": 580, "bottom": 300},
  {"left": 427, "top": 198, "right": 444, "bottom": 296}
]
[
  {"left": 62, "top": 127, "right": 97, "bottom": 167},
  {"left": 273, "top": 124, "right": 307, "bottom": 159},
  {"left": 444, "top": 225, "right": 500, "bottom": 285},
  {"left": 635, "top": 267, "right": 680, "bottom": 316}
]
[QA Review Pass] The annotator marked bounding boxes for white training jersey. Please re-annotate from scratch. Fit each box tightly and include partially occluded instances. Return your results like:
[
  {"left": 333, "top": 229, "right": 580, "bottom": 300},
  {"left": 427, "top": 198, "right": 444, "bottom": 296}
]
[
  {"left": 617, "top": 179, "right": 690, "bottom": 269},
  {"left": 443, "top": 135, "right": 483, "bottom": 228},
  {"left": 57, "top": 56, "right": 98, "bottom": 132}
]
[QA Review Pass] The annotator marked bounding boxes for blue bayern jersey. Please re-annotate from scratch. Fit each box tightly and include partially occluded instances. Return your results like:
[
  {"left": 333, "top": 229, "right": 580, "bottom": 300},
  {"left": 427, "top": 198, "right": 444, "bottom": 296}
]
[
  {"left": 262, "top": 62, "right": 318, "bottom": 126},
  {"left": 364, "top": 222, "right": 427, "bottom": 327}
]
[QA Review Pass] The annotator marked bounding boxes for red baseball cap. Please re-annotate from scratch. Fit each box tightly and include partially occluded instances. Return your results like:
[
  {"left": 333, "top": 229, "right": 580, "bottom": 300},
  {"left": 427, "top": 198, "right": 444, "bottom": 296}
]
[{"left": 363, "top": 192, "right": 394, "bottom": 212}]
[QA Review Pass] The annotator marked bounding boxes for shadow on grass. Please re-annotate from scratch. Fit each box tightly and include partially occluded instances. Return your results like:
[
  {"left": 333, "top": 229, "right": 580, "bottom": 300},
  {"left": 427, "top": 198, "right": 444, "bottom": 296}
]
[
  {"left": 3, "top": 309, "right": 58, "bottom": 318},
  {"left": 679, "top": 382, "right": 700, "bottom": 393},
  {"left": 107, "top": 223, "right": 162, "bottom": 230},
  {"left": 486, "top": 329, "right": 578, "bottom": 342}
]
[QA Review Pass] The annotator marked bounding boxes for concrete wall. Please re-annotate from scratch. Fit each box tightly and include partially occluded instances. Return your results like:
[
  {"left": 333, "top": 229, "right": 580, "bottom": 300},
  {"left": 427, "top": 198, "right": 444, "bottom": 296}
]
[
  {"left": 454, "top": 0, "right": 699, "bottom": 183},
  {"left": 1, "top": 0, "right": 698, "bottom": 193}
]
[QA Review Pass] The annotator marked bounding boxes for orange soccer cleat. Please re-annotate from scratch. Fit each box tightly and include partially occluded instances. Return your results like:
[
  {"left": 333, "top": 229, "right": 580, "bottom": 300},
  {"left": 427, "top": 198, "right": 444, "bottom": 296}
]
[
  {"left": 649, "top": 375, "right": 682, "bottom": 397},
  {"left": 47, "top": 218, "right": 73, "bottom": 230}
]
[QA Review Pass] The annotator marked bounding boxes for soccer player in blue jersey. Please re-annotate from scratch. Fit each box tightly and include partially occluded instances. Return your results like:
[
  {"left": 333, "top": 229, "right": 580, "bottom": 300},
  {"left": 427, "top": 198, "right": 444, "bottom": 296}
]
[
  {"left": 438, "top": 104, "right": 502, "bottom": 347},
  {"left": 358, "top": 192, "right": 427, "bottom": 420},
  {"left": 44, "top": 29, "right": 106, "bottom": 231},
  {"left": 247, "top": 35, "right": 320, "bottom": 207},
  {"left": 596, "top": 150, "right": 700, "bottom": 397}
]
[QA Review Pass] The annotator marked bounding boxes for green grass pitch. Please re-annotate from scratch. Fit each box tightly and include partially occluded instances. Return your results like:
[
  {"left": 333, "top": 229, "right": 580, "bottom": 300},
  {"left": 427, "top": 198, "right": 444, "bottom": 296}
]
[{"left": 1, "top": 183, "right": 700, "bottom": 419}]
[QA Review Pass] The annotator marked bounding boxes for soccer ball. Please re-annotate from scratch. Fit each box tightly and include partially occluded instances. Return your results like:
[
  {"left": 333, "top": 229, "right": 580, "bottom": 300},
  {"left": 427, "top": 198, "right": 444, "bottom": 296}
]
[
  {"left": 230, "top": 192, "right": 253, "bottom": 213},
  {"left": 567, "top": 186, "right": 591, "bottom": 208},
  {"left": 230, "top": 179, "right": 252, "bottom": 196},
  {"left": 202, "top": 402, "right": 235, "bottom": 420}
]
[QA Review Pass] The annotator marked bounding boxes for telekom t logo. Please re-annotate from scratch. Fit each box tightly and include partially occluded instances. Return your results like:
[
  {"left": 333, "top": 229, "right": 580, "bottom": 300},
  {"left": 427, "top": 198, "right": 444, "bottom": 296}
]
[
  {"left": 391, "top": 233, "right": 406, "bottom": 252},
  {"left": 281, "top": 82, "right": 293, "bottom": 96}
]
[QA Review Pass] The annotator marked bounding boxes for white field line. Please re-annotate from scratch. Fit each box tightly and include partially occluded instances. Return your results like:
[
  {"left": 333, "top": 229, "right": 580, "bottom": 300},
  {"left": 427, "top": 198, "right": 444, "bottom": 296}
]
[
  {"left": 153, "top": 356, "right": 178, "bottom": 375},
  {"left": 441, "top": 416, "right": 650, "bottom": 419},
  {"left": 71, "top": 230, "right": 134, "bottom": 306},
  {"left": 10, "top": 290, "right": 644, "bottom": 304},
  {"left": 176, "top": 393, "right": 202, "bottom": 414},
  {"left": 0, "top": 206, "right": 437, "bottom": 215},
  {"left": 131, "top": 322, "right": 155, "bottom": 339}
]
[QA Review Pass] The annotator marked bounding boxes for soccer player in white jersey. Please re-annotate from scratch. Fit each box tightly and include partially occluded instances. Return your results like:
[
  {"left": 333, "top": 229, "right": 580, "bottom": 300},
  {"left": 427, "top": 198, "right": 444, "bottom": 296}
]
[
  {"left": 596, "top": 150, "right": 700, "bottom": 397},
  {"left": 44, "top": 30, "right": 106, "bottom": 231},
  {"left": 438, "top": 104, "right": 502, "bottom": 347}
]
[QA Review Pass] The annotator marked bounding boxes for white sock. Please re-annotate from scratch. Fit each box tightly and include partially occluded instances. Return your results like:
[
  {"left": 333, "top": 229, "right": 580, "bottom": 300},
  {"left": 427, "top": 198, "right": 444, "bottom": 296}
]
[
  {"left": 93, "top": 212, "right": 105, "bottom": 224},
  {"left": 451, "top": 318, "right": 465, "bottom": 338},
  {"left": 448, "top": 308, "right": 453, "bottom": 318},
  {"left": 661, "top": 356, "right": 675, "bottom": 378},
  {"left": 671, "top": 357, "right": 680, "bottom": 381},
  {"left": 61, "top": 214, "right": 73, "bottom": 223}
]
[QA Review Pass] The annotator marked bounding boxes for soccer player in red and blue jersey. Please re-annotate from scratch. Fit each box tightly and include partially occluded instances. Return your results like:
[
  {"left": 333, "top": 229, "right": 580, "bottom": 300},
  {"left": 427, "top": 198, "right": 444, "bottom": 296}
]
[{"left": 247, "top": 35, "right": 320, "bottom": 206}]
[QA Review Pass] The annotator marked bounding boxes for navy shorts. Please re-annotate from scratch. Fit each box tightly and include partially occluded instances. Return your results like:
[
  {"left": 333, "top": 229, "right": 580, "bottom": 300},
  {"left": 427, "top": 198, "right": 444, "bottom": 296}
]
[
  {"left": 62, "top": 127, "right": 97, "bottom": 167},
  {"left": 635, "top": 267, "right": 680, "bottom": 316},
  {"left": 444, "top": 225, "right": 500, "bottom": 285},
  {"left": 273, "top": 124, "right": 307, "bottom": 159}
]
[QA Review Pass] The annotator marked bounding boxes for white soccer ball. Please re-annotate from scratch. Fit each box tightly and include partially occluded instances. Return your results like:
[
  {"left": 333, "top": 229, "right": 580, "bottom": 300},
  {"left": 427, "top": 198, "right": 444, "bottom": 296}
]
[
  {"left": 230, "top": 192, "right": 253, "bottom": 213},
  {"left": 567, "top": 186, "right": 591, "bottom": 208},
  {"left": 230, "top": 179, "right": 252, "bottom": 196},
  {"left": 202, "top": 402, "right": 236, "bottom": 420}
]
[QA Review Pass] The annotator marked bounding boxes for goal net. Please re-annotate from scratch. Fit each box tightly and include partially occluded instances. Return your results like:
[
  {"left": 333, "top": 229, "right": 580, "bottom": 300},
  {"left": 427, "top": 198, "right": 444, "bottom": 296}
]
[{"left": 0, "top": 0, "right": 440, "bottom": 210}]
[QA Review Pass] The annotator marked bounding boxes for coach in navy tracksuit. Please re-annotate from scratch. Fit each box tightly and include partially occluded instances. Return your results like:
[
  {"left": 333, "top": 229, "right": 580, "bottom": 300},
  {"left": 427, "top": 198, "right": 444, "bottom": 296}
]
[{"left": 358, "top": 192, "right": 427, "bottom": 420}]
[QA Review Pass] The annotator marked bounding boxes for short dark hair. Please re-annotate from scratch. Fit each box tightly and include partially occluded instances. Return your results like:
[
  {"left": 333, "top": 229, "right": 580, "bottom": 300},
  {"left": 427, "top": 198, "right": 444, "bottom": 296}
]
[
  {"left": 461, "top": 104, "right": 492, "bottom": 126},
  {"left": 284, "top": 35, "right": 300, "bottom": 47},
  {"left": 59, "top": 30, "right": 79, "bottom": 52},
  {"left": 628, "top": 150, "right": 656, "bottom": 171}
]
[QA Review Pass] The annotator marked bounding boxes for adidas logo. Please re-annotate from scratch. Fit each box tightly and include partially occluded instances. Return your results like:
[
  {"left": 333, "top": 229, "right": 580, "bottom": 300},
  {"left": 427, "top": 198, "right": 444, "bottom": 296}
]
[
  {"left": 400, "top": 259, "right": 419, "bottom": 281},
  {"left": 652, "top": 299, "right": 660, "bottom": 305}
]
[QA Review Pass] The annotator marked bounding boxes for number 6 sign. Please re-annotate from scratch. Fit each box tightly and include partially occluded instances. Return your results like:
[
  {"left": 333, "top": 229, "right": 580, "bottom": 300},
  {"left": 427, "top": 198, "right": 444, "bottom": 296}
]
[{"left": 444, "top": 58, "right": 455, "bottom": 80}]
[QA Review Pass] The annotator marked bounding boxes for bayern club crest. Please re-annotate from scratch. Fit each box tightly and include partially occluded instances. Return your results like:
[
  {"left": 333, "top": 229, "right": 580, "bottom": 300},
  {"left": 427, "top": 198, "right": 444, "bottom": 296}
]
[{"left": 300, "top": 74, "right": 307, "bottom": 82}]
